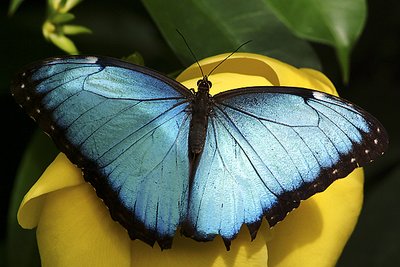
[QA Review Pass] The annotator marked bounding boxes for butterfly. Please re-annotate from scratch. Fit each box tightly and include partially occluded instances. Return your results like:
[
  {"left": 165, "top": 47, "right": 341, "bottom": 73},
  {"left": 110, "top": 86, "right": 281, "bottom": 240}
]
[{"left": 11, "top": 55, "right": 388, "bottom": 250}]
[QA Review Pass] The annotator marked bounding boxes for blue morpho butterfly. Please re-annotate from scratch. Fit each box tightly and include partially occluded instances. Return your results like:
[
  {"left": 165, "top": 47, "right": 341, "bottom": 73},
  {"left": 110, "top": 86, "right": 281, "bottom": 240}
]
[{"left": 11, "top": 54, "right": 388, "bottom": 250}]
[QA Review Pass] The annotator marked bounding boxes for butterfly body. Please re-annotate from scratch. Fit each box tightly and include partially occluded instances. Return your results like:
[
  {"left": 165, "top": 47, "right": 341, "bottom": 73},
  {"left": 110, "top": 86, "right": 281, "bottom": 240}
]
[
  {"left": 11, "top": 56, "right": 388, "bottom": 250},
  {"left": 189, "top": 77, "right": 212, "bottom": 155}
]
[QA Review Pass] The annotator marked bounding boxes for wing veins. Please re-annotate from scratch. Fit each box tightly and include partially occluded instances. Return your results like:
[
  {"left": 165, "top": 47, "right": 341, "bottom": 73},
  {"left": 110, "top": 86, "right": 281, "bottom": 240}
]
[
  {"left": 111, "top": 114, "right": 190, "bottom": 223},
  {"left": 36, "top": 64, "right": 100, "bottom": 87},
  {"left": 108, "top": 112, "right": 189, "bottom": 195},
  {"left": 312, "top": 110, "right": 352, "bottom": 153},
  {"left": 213, "top": 105, "right": 284, "bottom": 196},
  {"left": 193, "top": 125, "right": 219, "bottom": 229},
  {"left": 211, "top": 118, "right": 240, "bottom": 233},
  {"left": 307, "top": 99, "right": 368, "bottom": 133},
  {"left": 75, "top": 100, "right": 143, "bottom": 147},
  {"left": 44, "top": 68, "right": 105, "bottom": 113},
  {"left": 254, "top": 115, "right": 306, "bottom": 184},
  {"left": 99, "top": 105, "right": 189, "bottom": 169},
  {"left": 305, "top": 99, "right": 363, "bottom": 151},
  {"left": 218, "top": 98, "right": 332, "bottom": 172},
  {"left": 80, "top": 66, "right": 189, "bottom": 102},
  {"left": 218, "top": 102, "right": 315, "bottom": 127}
]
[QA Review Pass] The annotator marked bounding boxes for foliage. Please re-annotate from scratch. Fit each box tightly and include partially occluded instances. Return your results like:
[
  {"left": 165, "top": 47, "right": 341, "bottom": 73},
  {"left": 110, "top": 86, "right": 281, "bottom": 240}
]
[
  {"left": 265, "top": 0, "right": 366, "bottom": 82},
  {"left": 9, "top": 0, "right": 366, "bottom": 76}
]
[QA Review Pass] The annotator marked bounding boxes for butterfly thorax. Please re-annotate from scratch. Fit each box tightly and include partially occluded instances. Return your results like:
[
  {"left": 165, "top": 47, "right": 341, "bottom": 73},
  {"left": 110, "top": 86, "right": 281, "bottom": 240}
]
[{"left": 189, "top": 76, "right": 212, "bottom": 154}]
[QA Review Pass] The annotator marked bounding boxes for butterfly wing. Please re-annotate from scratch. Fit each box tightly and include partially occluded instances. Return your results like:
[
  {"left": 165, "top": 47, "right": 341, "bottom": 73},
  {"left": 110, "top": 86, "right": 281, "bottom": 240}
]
[
  {"left": 183, "top": 86, "right": 388, "bottom": 248},
  {"left": 11, "top": 56, "right": 193, "bottom": 249}
]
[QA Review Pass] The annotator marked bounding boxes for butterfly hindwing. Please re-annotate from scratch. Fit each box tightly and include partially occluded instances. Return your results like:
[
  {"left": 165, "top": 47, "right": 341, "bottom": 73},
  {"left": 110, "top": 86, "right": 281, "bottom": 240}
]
[
  {"left": 183, "top": 86, "right": 387, "bottom": 247},
  {"left": 11, "top": 56, "right": 193, "bottom": 249}
]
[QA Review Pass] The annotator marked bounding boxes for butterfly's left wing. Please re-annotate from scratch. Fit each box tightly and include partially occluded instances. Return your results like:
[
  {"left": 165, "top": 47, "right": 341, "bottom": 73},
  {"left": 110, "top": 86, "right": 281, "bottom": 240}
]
[
  {"left": 11, "top": 56, "right": 193, "bottom": 249},
  {"left": 183, "top": 86, "right": 388, "bottom": 249}
]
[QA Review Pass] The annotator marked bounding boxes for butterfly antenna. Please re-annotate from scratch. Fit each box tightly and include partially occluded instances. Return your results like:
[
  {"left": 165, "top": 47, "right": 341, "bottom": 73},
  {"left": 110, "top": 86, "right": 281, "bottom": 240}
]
[
  {"left": 176, "top": 29, "right": 205, "bottom": 78},
  {"left": 207, "top": 40, "right": 252, "bottom": 77}
]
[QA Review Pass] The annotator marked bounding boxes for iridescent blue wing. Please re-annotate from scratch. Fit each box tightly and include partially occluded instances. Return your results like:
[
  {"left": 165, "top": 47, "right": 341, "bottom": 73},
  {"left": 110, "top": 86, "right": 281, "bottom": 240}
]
[
  {"left": 183, "top": 86, "right": 388, "bottom": 249},
  {"left": 11, "top": 56, "right": 193, "bottom": 249}
]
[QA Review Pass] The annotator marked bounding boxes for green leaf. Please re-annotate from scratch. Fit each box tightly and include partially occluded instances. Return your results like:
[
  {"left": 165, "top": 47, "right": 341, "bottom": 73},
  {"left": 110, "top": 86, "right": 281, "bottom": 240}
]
[
  {"left": 62, "top": 24, "right": 92, "bottom": 35},
  {"left": 6, "top": 130, "right": 58, "bottom": 267},
  {"left": 8, "top": 0, "right": 25, "bottom": 15},
  {"left": 265, "top": 0, "right": 367, "bottom": 82},
  {"left": 122, "top": 52, "right": 145, "bottom": 66},
  {"left": 43, "top": 0, "right": 88, "bottom": 54},
  {"left": 50, "top": 12, "right": 75, "bottom": 24},
  {"left": 58, "top": 0, "right": 84, "bottom": 13},
  {"left": 142, "top": 0, "right": 321, "bottom": 70},
  {"left": 48, "top": 33, "right": 79, "bottom": 54}
]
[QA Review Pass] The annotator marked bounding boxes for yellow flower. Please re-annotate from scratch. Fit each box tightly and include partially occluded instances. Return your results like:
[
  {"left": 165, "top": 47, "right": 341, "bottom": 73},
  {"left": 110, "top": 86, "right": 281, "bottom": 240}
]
[{"left": 17, "top": 53, "right": 363, "bottom": 267}]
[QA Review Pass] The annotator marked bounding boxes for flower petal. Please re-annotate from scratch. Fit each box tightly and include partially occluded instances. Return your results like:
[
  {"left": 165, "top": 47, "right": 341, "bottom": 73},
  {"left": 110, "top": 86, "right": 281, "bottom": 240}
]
[
  {"left": 267, "top": 169, "right": 364, "bottom": 267},
  {"left": 298, "top": 68, "right": 337, "bottom": 95},
  {"left": 18, "top": 153, "right": 84, "bottom": 228},
  {"left": 36, "top": 182, "right": 131, "bottom": 267},
  {"left": 177, "top": 52, "right": 336, "bottom": 95},
  {"left": 131, "top": 221, "right": 270, "bottom": 267}
]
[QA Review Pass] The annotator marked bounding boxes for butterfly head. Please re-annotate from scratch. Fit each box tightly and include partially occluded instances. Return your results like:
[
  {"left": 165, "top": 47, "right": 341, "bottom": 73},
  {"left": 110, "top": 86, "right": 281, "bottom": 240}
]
[{"left": 197, "top": 76, "right": 212, "bottom": 92}]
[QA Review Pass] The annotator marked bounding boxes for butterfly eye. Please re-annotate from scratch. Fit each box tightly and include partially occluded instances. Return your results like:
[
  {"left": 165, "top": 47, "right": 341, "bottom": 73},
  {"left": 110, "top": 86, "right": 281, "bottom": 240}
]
[
  {"left": 207, "top": 81, "right": 212, "bottom": 88},
  {"left": 197, "top": 80, "right": 202, "bottom": 86}
]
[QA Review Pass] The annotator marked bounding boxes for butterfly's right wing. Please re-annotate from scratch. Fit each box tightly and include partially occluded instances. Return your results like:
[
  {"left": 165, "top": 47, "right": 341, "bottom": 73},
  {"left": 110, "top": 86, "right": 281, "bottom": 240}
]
[
  {"left": 183, "top": 86, "right": 387, "bottom": 249},
  {"left": 11, "top": 56, "right": 193, "bottom": 249}
]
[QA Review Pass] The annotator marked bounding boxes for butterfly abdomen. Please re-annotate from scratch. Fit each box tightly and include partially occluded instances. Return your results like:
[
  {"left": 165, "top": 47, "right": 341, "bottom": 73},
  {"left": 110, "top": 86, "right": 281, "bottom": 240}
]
[
  {"left": 189, "top": 79, "right": 212, "bottom": 154},
  {"left": 189, "top": 91, "right": 210, "bottom": 154}
]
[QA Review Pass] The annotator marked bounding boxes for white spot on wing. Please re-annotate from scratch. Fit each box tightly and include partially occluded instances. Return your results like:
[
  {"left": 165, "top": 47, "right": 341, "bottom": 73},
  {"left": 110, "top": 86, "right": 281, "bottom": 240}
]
[
  {"left": 85, "top": 56, "right": 98, "bottom": 63},
  {"left": 312, "top": 91, "right": 326, "bottom": 100},
  {"left": 365, "top": 149, "right": 370, "bottom": 154},
  {"left": 351, "top": 158, "right": 356, "bottom": 163},
  {"left": 36, "top": 108, "right": 41, "bottom": 114},
  {"left": 21, "top": 83, "right": 25, "bottom": 88},
  {"left": 332, "top": 169, "right": 338, "bottom": 174},
  {"left": 374, "top": 139, "right": 378, "bottom": 144}
]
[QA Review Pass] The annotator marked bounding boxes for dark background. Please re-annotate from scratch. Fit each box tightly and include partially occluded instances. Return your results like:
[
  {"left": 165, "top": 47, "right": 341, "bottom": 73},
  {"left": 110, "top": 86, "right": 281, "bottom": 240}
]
[{"left": 1, "top": 0, "right": 399, "bottom": 266}]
